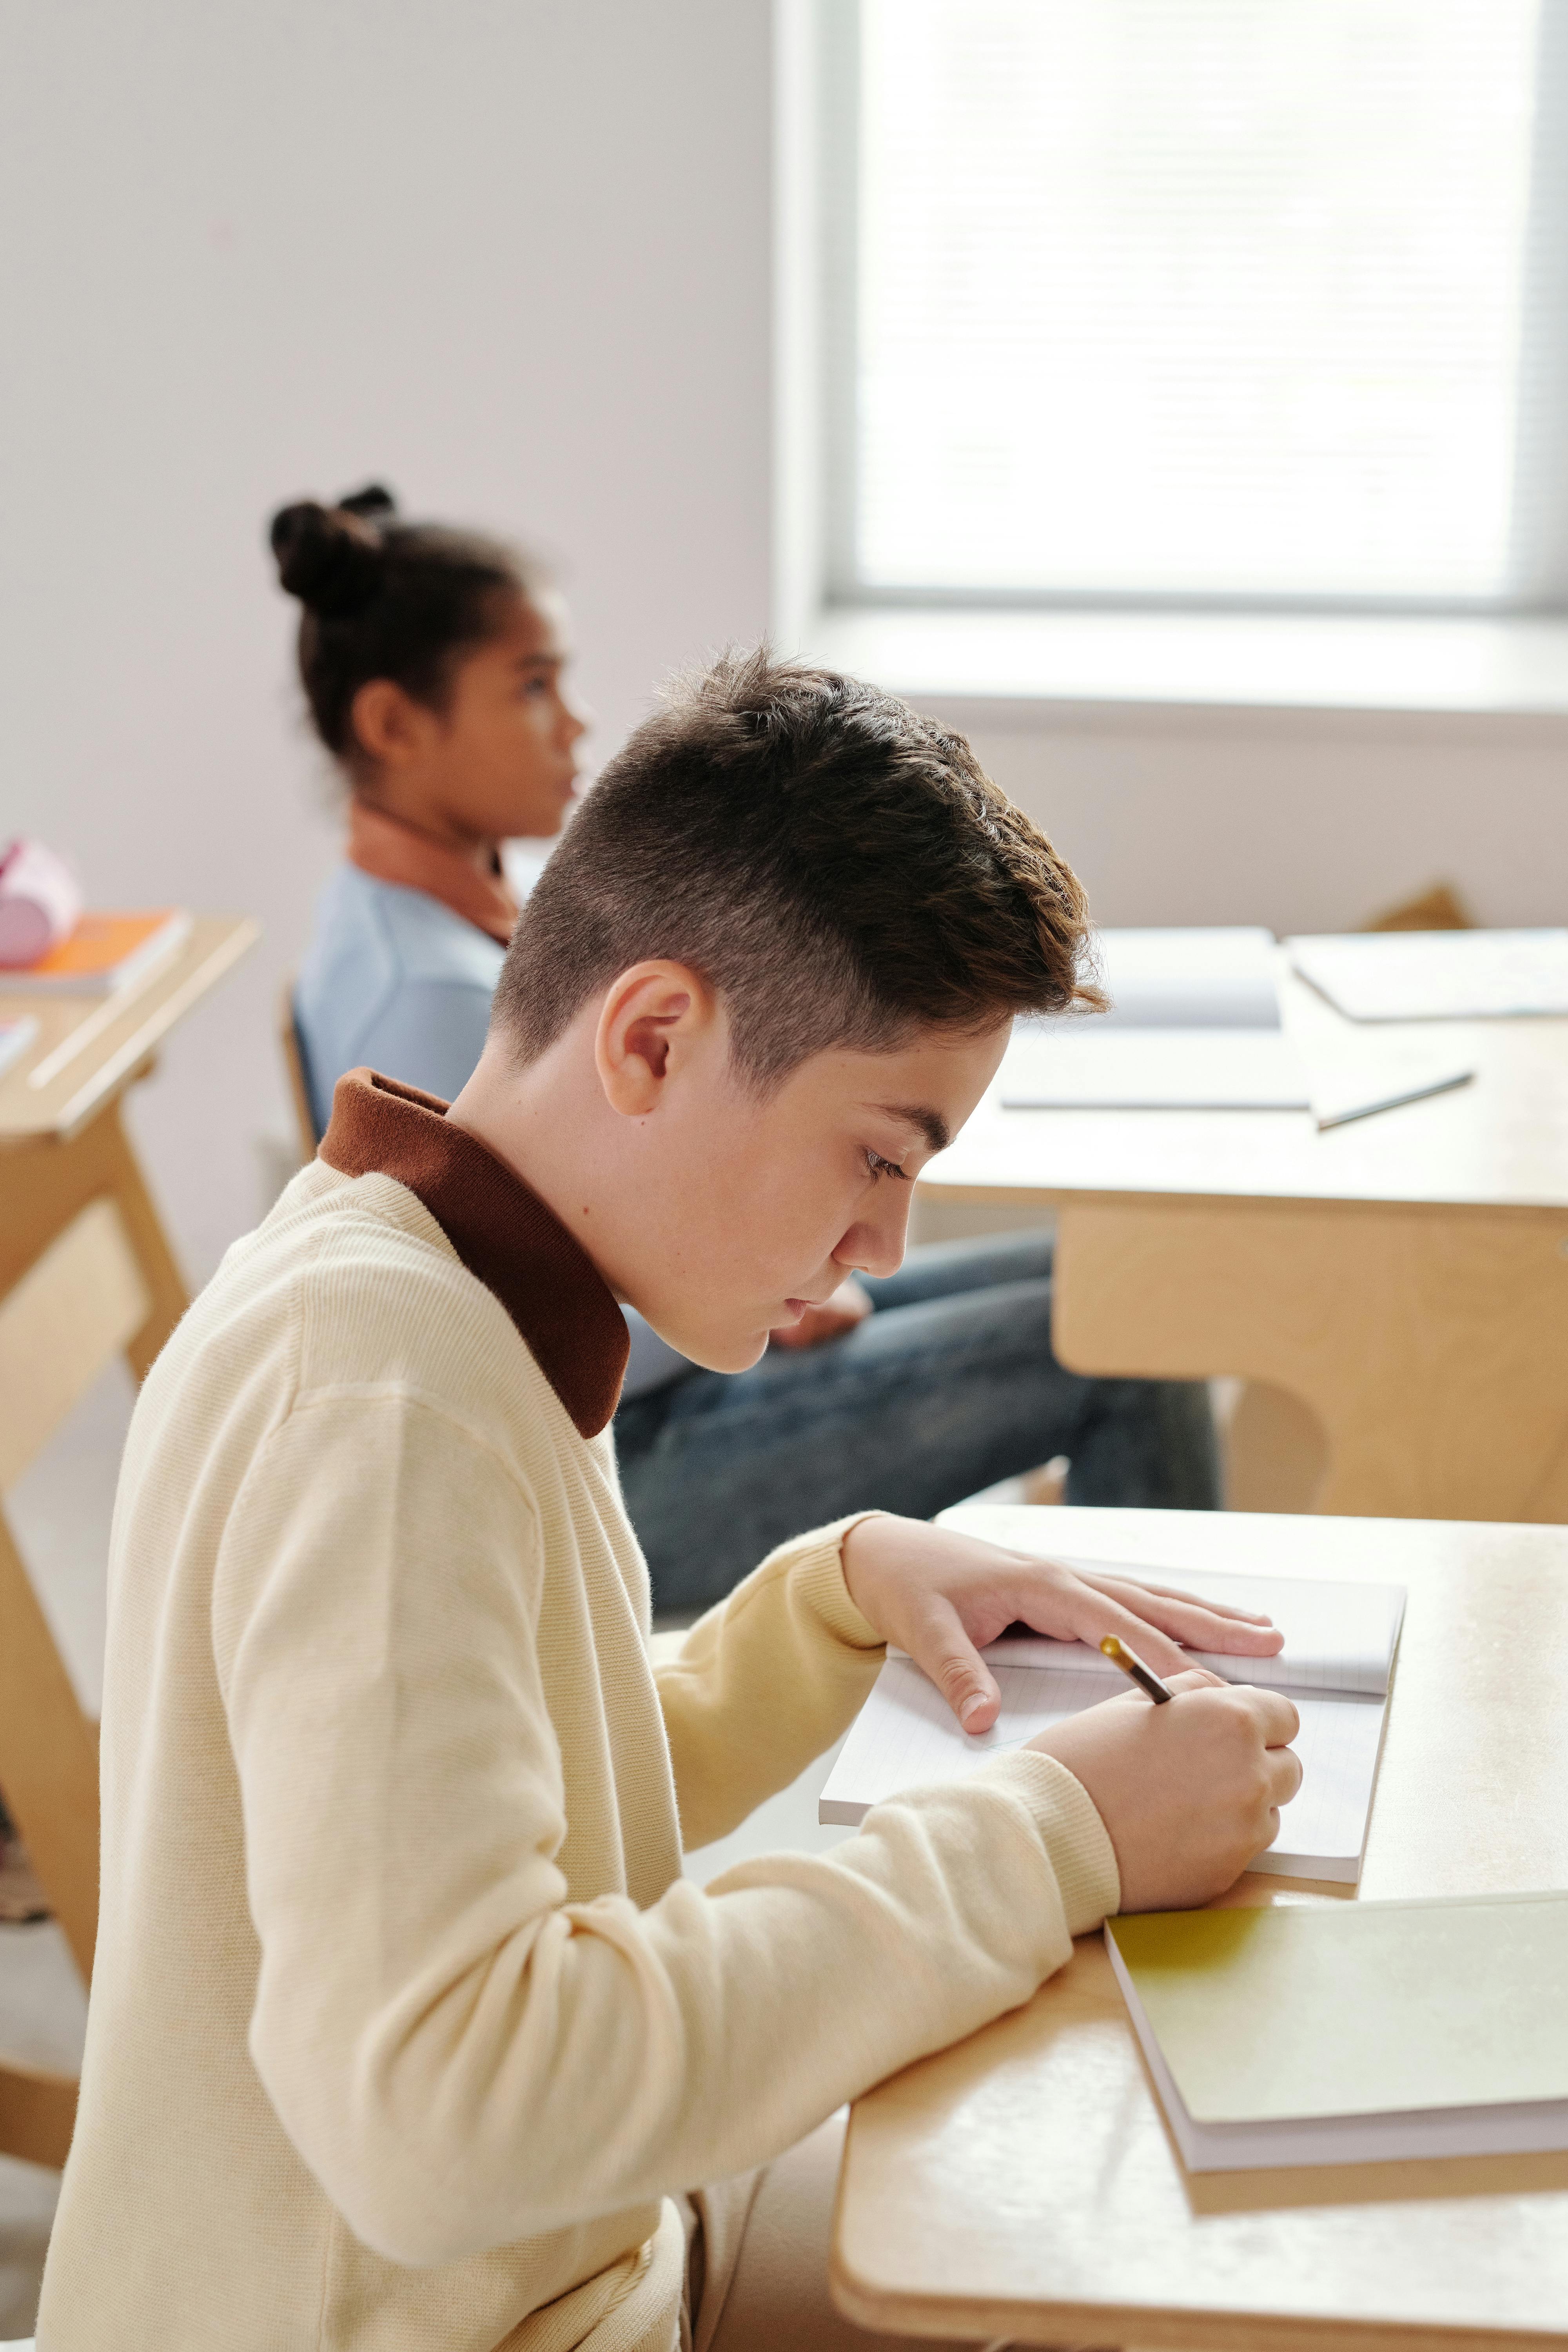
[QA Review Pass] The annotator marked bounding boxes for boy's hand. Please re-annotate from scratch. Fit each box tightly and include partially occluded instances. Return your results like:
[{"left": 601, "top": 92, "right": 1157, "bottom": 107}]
[
  {"left": 840, "top": 1515, "right": 1285, "bottom": 1731},
  {"left": 770, "top": 1276, "right": 873, "bottom": 1350},
  {"left": 1031, "top": 1674, "right": 1302, "bottom": 1910}
]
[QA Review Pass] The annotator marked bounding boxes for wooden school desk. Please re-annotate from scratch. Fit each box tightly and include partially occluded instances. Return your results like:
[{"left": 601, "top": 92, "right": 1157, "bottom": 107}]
[
  {"left": 916, "top": 973, "right": 1568, "bottom": 1521},
  {"left": 0, "top": 914, "right": 258, "bottom": 2167},
  {"left": 832, "top": 1503, "right": 1568, "bottom": 2350}
]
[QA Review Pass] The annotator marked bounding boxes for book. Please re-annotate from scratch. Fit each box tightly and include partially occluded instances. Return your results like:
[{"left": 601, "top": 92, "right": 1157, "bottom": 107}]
[
  {"left": 1000, "top": 1028, "right": 1472, "bottom": 1123},
  {"left": 1003, "top": 1026, "right": 1312, "bottom": 1110},
  {"left": 0, "top": 909, "right": 192, "bottom": 996},
  {"left": 1006, "top": 926, "right": 1472, "bottom": 1121},
  {"left": 1063, "top": 926, "right": 1285, "bottom": 1030},
  {"left": 0, "top": 1016, "right": 38, "bottom": 1080},
  {"left": 818, "top": 1562, "right": 1405, "bottom": 1884},
  {"left": 1106, "top": 1893, "right": 1568, "bottom": 2172},
  {"left": 1288, "top": 928, "right": 1568, "bottom": 1022}
]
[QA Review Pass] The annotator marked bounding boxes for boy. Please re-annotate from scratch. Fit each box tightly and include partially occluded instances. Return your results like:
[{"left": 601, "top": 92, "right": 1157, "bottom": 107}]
[{"left": 40, "top": 652, "right": 1297, "bottom": 2352}]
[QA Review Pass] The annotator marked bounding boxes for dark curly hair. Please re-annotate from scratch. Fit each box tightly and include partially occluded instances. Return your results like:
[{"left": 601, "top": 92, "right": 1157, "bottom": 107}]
[
  {"left": 493, "top": 644, "right": 1102, "bottom": 1091},
  {"left": 268, "top": 484, "right": 545, "bottom": 766}
]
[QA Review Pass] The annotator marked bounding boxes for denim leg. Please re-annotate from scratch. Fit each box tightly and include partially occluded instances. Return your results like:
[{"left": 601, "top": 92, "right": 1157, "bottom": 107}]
[
  {"left": 859, "top": 1229, "right": 1055, "bottom": 1312},
  {"left": 615, "top": 1271, "right": 1217, "bottom": 1614}
]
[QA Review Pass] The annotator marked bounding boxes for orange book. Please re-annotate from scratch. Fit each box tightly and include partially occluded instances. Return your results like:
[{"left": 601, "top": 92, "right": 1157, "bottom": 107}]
[{"left": 1, "top": 910, "right": 192, "bottom": 995}]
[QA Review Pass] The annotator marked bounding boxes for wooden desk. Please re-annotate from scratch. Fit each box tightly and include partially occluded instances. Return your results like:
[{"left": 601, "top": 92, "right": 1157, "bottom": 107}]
[
  {"left": 0, "top": 914, "right": 258, "bottom": 2167},
  {"left": 833, "top": 1504, "right": 1568, "bottom": 2350},
  {"left": 918, "top": 975, "right": 1568, "bottom": 1521}
]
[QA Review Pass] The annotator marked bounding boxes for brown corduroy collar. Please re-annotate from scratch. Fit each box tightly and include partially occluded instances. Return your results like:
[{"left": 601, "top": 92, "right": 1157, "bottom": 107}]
[{"left": 319, "top": 1069, "right": 630, "bottom": 1438}]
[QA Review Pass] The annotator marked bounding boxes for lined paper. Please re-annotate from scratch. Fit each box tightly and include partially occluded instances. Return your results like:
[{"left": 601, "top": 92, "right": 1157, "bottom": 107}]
[{"left": 824, "top": 1566, "right": 1404, "bottom": 1881}]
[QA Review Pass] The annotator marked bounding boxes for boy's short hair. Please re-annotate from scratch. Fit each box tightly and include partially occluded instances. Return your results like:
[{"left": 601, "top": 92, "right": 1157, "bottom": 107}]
[{"left": 493, "top": 646, "right": 1102, "bottom": 1088}]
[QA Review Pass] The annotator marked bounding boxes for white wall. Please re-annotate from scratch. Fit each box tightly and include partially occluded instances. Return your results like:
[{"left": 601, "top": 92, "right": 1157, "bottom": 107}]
[
  {"left": 0, "top": 0, "right": 771, "bottom": 1281},
  {"left": 958, "top": 705, "right": 1568, "bottom": 935},
  {"left": 3, "top": 1, "right": 1565, "bottom": 1285}
]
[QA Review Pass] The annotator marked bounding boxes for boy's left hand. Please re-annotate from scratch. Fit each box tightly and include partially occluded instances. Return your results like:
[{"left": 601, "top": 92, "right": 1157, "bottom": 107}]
[
  {"left": 769, "top": 1276, "right": 873, "bottom": 1350},
  {"left": 840, "top": 1515, "right": 1286, "bottom": 1733}
]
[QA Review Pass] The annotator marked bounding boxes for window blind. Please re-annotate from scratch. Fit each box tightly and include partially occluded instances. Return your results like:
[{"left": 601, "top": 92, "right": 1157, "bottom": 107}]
[{"left": 848, "top": 0, "right": 1553, "bottom": 608}]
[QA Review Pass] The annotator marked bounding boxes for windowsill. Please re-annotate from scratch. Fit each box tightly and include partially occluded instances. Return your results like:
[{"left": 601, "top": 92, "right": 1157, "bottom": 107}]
[{"left": 796, "top": 603, "right": 1568, "bottom": 722}]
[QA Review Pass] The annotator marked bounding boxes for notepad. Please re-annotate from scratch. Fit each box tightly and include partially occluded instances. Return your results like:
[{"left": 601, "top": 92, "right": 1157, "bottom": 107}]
[
  {"left": 1003, "top": 1026, "right": 1313, "bottom": 1110},
  {"left": 818, "top": 1563, "right": 1405, "bottom": 1883},
  {"left": 1, "top": 909, "right": 191, "bottom": 995},
  {"left": 1107, "top": 1894, "right": 1568, "bottom": 2171},
  {"left": 1289, "top": 927, "right": 1568, "bottom": 1022},
  {"left": 1073, "top": 926, "right": 1285, "bottom": 1029},
  {"left": 1007, "top": 925, "right": 1472, "bottom": 1121},
  {"left": 1000, "top": 1028, "right": 1473, "bottom": 1123}
]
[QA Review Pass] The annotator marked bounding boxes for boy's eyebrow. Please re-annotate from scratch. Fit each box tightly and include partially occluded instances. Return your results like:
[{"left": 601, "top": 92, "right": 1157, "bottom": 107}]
[{"left": 873, "top": 1101, "right": 950, "bottom": 1156}]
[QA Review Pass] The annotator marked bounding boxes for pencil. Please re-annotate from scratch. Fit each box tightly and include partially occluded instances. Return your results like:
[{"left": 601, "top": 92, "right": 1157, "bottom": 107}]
[{"left": 1100, "top": 1634, "right": 1174, "bottom": 1705}]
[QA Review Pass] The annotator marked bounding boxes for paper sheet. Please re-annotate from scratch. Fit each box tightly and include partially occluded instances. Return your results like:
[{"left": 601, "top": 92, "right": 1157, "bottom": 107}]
[
  {"left": 820, "top": 1657, "right": 1384, "bottom": 1878},
  {"left": 1288, "top": 927, "right": 1568, "bottom": 1022},
  {"left": 822, "top": 1566, "right": 1405, "bottom": 1878}
]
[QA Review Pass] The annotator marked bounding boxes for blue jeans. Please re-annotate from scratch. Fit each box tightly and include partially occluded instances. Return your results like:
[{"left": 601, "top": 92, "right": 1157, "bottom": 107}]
[{"left": 614, "top": 1232, "right": 1219, "bottom": 1615}]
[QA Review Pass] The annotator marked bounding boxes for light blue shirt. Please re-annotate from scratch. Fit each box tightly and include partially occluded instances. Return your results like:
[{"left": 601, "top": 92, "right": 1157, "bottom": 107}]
[{"left": 293, "top": 863, "right": 691, "bottom": 1400}]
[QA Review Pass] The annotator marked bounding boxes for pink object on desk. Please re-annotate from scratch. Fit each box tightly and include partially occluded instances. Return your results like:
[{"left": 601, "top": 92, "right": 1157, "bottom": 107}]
[{"left": 0, "top": 838, "right": 83, "bottom": 967}]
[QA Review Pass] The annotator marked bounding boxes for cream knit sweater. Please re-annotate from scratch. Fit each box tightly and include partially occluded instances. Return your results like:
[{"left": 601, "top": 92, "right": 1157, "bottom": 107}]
[{"left": 38, "top": 1151, "right": 1118, "bottom": 2352}]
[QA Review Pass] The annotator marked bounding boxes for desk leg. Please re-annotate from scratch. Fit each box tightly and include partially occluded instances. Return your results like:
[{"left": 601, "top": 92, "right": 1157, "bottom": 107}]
[
  {"left": 1052, "top": 1196, "right": 1568, "bottom": 1521},
  {"left": 0, "top": 1515, "right": 99, "bottom": 1982},
  {"left": 96, "top": 1099, "right": 189, "bottom": 1374},
  {"left": 1, "top": 1098, "right": 189, "bottom": 1379}
]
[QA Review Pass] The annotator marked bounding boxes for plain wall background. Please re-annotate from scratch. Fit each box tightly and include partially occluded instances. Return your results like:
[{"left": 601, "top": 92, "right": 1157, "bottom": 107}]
[
  {"left": 0, "top": 0, "right": 773, "bottom": 1279},
  {"left": 2, "top": 0, "right": 1565, "bottom": 1282}
]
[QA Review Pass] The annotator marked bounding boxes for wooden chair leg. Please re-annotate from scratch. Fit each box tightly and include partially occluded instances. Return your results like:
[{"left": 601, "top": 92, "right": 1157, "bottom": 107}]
[
  {"left": 96, "top": 1102, "right": 189, "bottom": 1380},
  {"left": 0, "top": 1514, "right": 99, "bottom": 1987},
  {"left": 0, "top": 2058, "right": 78, "bottom": 2171}
]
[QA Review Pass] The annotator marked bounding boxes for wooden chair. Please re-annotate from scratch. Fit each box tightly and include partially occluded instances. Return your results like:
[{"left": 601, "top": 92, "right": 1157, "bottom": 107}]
[
  {"left": 277, "top": 978, "right": 320, "bottom": 1163},
  {"left": 0, "top": 916, "right": 256, "bottom": 2178},
  {"left": 0, "top": 1178, "right": 179, "bottom": 2169}
]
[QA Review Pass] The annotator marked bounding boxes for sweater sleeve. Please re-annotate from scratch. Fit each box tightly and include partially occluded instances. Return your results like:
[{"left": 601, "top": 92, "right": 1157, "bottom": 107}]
[
  {"left": 216, "top": 1396, "right": 1118, "bottom": 2272},
  {"left": 655, "top": 1513, "right": 891, "bottom": 1850}
]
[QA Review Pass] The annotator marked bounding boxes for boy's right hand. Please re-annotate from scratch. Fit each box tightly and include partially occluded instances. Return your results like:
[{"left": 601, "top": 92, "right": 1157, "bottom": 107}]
[{"left": 1030, "top": 1672, "right": 1302, "bottom": 1912}]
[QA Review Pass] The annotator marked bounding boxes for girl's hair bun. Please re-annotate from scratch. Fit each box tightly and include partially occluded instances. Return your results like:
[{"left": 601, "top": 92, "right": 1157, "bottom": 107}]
[
  {"left": 337, "top": 483, "right": 397, "bottom": 524},
  {"left": 269, "top": 486, "right": 396, "bottom": 617}
]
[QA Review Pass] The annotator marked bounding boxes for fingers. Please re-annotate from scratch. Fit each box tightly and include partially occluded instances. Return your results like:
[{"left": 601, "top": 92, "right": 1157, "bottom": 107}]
[
  {"left": 1166, "top": 1667, "right": 1229, "bottom": 1693},
  {"left": 1078, "top": 1573, "right": 1284, "bottom": 1658},
  {"left": 1246, "top": 1687, "right": 1300, "bottom": 1747},
  {"left": 1080, "top": 1574, "right": 1276, "bottom": 1627},
  {"left": 904, "top": 1595, "right": 1002, "bottom": 1735},
  {"left": 1054, "top": 1587, "right": 1194, "bottom": 1680}
]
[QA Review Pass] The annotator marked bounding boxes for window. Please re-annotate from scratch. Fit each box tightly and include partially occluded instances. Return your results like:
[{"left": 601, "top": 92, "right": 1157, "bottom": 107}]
[{"left": 828, "top": 0, "right": 1568, "bottom": 613}]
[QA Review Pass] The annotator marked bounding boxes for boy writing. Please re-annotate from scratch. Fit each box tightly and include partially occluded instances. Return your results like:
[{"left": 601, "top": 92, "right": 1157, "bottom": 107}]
[{"left": 40, "top": 652, "right": 1297, "bottom": 2352}]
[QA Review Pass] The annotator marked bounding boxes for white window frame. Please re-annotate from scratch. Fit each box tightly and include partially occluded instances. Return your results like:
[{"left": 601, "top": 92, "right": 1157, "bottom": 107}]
[{"left": 775, "top": 0, "right": 1568, "bottom": 715}]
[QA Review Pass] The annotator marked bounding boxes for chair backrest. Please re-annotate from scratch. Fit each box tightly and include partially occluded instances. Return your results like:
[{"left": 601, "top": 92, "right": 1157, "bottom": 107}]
[{"left": 277, "top": 979, "right": 321, "bottom": 1163}]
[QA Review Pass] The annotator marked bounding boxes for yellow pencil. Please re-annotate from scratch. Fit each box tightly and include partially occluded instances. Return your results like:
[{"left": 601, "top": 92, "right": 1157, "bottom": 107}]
[{"left": 1100, "top": 1634, "right": 1175, "bottom": 1706}]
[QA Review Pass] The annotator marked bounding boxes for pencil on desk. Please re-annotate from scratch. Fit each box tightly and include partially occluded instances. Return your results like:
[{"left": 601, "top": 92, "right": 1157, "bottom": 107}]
[{"left": 1100, "top": 1634, "right": 1174, "bottom": 1705}]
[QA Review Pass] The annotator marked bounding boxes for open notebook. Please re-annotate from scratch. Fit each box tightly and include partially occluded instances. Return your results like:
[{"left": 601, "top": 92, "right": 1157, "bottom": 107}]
[
  {"left": 1107, "top": 1895, "right": 1568, "bottom": 2171},
  {"left": 1007, "top": 928, "right": 1470, "bottom": 1123},
  {"left": 819, "top": 1563, "right": 1405, "bottom": 1883}
]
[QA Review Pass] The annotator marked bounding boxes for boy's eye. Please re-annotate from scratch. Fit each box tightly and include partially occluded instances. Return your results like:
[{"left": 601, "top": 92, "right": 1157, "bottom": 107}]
[{"left": 864, "top": 1149, "right": 907, "bottom": 1182}]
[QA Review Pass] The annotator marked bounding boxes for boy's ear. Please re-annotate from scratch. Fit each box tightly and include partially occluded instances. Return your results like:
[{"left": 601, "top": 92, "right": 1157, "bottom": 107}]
[
  {"left": 594, "top": 961, "right": 717, "bottom": 1116},
  {"left": 349, "top": 678, "right": 433, "bottom": 769}
]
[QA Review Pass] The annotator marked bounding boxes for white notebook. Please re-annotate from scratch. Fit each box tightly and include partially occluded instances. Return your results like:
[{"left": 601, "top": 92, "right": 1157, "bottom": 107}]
[
  {"left": 1000, "top": 1027, "right": 1472, "bottom": 1124},
  {"left": 819, "top": 1563, "right": 1405, "bottom": 1884},
  {"left": 1009, "top": 924, "right": 1472, "bottom": 1121},
  {"left": 1070, "top": 926, "right": 1284, "bottom": 1030},
  {"left": 1288, "top": 927, "right": 1568, "bottom": 1022}
]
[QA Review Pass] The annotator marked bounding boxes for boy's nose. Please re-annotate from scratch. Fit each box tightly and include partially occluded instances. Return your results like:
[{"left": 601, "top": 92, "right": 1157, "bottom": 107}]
[{"left": 843, "top": 1190, "right": 913, "bottom": 1280}]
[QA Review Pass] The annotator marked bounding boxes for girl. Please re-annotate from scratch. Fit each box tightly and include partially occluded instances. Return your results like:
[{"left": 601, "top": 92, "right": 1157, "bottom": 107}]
[{"left": 279, "top": 487, "right": 1218, "bottom": 1608}]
